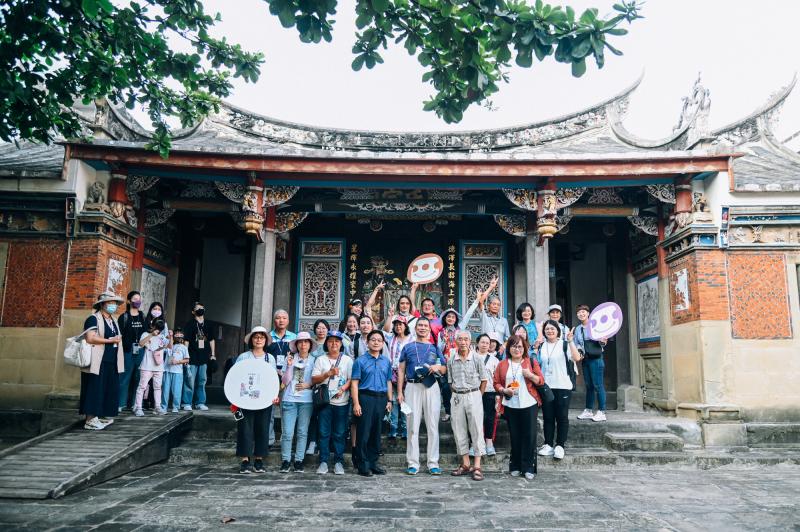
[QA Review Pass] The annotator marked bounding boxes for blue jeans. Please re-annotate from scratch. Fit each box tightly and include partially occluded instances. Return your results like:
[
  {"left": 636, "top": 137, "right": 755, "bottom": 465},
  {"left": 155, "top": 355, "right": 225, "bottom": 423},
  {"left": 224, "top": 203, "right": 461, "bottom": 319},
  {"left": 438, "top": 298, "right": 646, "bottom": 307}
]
[
  {"left": 280, "top": 401, "right": 313, "bottom": 462},
  {"left": 583, "top": 357, "right": 607, "bottom": 411},
  {"left": 161, "top": 371, "right": 184, "bottom": 411},
  {"left": 317, "top": 403, "right": 349, "bottom": 465},
  {"left": 182, "top": 364, "right": 207, "bottom": 407},
  {"left": 389, "top": 398, "right": 406, "bottom": 437},
  {"left": 118, "top": 350, "right": 144, "bottom": 409}
]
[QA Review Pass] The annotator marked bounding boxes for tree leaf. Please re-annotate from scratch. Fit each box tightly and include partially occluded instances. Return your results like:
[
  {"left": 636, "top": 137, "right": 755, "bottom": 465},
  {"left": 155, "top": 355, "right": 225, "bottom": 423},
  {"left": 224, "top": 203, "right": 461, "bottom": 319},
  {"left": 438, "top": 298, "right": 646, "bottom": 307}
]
[{"left": 571, "top": 58, "right": 586, "bottom": 77}]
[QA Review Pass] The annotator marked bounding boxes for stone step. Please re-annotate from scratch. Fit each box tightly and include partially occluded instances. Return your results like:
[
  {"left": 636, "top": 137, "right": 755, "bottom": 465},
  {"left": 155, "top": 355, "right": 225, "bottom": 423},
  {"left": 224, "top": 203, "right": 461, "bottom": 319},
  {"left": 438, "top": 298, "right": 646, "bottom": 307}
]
[
  {"left": 168, "top": 440, "right": 800, "bottom": 471},
  {"left": 604, "top": 432, "right": 684, "bottom": 452},
  {"left": 746, "top": 423, "right": 800, "bottom": 448}
]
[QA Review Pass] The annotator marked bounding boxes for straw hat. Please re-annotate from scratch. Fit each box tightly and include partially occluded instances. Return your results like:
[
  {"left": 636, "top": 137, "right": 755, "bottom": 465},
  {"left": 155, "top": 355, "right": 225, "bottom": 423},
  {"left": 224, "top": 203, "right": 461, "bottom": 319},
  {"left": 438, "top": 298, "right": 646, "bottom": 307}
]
[{"left": 92, "top": 291, "right": 124, "bottom": 311}]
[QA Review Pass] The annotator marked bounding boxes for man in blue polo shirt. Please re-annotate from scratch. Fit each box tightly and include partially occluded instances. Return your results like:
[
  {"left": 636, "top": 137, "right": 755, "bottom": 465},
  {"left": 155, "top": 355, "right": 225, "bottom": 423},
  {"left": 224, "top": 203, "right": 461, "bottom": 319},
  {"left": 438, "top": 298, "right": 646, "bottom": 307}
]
[{"left": 351, "top": 330, "right": 393, "bottom": 477}]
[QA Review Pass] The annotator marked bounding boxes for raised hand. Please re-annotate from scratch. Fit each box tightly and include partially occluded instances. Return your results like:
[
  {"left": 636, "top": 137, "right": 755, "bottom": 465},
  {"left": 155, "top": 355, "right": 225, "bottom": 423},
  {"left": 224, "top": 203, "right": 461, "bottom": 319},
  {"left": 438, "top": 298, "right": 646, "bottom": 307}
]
[{"left": 567, "top": 327, "right": 575, "bottom": 342}]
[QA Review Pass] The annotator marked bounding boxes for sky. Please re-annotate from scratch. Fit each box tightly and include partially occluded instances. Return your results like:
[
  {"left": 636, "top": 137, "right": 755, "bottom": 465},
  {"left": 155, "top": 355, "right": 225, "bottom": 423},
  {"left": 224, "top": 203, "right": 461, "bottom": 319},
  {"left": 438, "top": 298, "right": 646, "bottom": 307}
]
[{"left": 137, "top": 0, "right": 800, "bottom": 143}]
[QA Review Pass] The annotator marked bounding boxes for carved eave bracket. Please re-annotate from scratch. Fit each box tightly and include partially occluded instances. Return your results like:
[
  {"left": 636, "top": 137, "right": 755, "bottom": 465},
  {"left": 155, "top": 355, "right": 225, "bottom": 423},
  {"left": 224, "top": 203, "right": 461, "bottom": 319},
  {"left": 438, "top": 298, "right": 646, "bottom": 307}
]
[{"left": 494, "top": 214, "right": 526, "bottom": 237}]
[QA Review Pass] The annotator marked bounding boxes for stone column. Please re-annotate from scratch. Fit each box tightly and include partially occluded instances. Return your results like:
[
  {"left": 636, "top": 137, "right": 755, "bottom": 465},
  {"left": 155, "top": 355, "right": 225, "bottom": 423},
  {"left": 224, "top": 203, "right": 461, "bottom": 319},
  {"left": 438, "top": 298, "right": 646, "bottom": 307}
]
[
  {"left": 249, "top": 207, "right": 276, "bottom": 330},
  {"left": 525, "top": 232, "right": 550, "bottom": 320}
]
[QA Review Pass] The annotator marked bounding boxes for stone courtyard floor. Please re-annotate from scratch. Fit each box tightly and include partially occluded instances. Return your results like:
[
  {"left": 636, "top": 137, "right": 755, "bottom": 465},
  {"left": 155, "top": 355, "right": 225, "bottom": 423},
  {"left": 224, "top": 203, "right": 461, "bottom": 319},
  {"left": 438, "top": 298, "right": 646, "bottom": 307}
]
[{"left": 0, "top": 463, "right": 798, "bottom": 531}]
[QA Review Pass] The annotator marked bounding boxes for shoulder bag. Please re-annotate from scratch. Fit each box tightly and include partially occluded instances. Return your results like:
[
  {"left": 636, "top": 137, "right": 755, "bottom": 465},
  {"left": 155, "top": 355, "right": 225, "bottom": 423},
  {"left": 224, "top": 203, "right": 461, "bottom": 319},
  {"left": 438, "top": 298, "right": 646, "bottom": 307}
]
[
  {"left": 313, "top": 354, "right": 342, "bottom": 408},
  {"left": 64, "top": 319, "right": 97, "bottom": 368}
]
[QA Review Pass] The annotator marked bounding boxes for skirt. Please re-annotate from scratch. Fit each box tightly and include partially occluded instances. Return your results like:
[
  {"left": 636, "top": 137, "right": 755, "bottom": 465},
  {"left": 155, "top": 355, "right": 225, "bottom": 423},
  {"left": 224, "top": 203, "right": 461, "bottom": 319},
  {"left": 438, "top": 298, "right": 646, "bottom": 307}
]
[{"left": 79, "top": 360, "right": 120, "bottom": 418}]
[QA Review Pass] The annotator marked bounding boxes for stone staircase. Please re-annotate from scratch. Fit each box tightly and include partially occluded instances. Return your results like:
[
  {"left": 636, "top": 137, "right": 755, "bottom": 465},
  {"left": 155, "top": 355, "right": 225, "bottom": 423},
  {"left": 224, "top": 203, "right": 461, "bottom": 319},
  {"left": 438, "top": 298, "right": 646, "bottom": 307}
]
[{"left": 167, "top": 407, "right": 800, "bottom": 472}]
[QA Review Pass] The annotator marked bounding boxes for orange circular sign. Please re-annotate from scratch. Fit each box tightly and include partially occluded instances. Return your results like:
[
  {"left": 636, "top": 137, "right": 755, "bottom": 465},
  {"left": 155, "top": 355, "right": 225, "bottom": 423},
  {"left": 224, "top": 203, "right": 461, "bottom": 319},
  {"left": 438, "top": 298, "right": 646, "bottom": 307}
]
[{"left": 407, "top": 253, "right": 444, "bottom": 284}]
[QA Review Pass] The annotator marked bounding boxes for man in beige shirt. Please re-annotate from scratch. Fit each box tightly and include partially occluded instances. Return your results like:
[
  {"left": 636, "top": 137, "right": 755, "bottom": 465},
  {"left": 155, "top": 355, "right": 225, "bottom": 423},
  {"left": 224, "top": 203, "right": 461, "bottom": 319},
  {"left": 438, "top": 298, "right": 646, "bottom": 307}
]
[{"left": 447, "top": 330, "right": 488, "bottom": 481}]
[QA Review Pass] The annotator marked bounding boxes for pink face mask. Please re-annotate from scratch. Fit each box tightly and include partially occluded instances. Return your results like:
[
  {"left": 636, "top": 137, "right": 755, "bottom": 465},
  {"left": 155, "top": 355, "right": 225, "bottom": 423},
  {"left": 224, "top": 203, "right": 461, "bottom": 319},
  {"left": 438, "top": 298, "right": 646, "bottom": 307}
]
[{"left": 151, "top": 310, "right": 162, "bottom": 318}]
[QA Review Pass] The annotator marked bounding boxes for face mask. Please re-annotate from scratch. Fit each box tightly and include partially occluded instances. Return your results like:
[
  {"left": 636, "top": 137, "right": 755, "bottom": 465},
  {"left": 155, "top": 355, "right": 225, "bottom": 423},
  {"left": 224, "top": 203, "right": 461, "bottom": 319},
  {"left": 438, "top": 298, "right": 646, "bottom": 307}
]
[
  {"left": 131, "top": 301, "right": 141, "bottom": 309},
  {"left": 105, "top": 303, "right": 118, "bottom": 314},
  {"left": 151, "top": 309, "right": 162, "bottom": 318},
  {"left": 195, "top": 309, "right": 205, "bottom": 316},
  {"left": 174, "top": 337, "right": 184, "bottom": 343}
]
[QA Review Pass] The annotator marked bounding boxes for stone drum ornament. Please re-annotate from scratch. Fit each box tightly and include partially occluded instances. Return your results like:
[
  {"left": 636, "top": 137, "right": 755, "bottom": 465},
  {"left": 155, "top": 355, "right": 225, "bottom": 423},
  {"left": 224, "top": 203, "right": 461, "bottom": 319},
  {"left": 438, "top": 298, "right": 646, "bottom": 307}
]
[
  {"left": 407, "top": 253, "right": 444, "bottom": 284},
  {"left": 224, "top": 358, "right": 280, "bottom": 410},
  {"left": 587, "top": 302, "right": 624, "bottom": 341}
]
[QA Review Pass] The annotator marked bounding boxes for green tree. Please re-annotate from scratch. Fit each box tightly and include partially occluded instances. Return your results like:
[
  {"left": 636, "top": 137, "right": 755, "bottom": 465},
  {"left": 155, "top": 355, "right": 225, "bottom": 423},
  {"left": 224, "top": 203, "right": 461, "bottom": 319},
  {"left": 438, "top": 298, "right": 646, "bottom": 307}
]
[{"left": 0, "top": 0, "right": 641, "bottom": 156}]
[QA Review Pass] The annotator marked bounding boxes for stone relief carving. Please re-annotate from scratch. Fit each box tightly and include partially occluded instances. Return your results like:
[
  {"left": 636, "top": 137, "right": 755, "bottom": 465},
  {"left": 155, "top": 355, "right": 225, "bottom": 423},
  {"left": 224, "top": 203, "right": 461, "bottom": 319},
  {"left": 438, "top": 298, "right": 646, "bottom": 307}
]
[
  {"left": 215, "top": 181, "right": 246, "bottom": 203},
  {"left": 645, "top": 184, "right": 676, "bottom": 204},
  {"left": 644, "top": 357, "right": 663, "bottom": 388},
  {"left": 343, "top": 202, "right": 455, "bottom": 213},
  {"left": 180, "top": 182, "right": 218, "bottom": 199},
  {"left": 628, "top": 216, "right": 659, "bottom": 236},
  {"left": 502, "top": 189, "right": 537, "bottom": 211},
  {"left": 691, "top": 193, "right": 713, "bottom": 223},
  {"left": 493, "top": 214, "right": 526, "bottom": 237},
  {"left": 587, "top": 188, "right": 623, "bottom": 205},
  {"left": 301, "top": 261, "right": 340, "bottom": 317}
]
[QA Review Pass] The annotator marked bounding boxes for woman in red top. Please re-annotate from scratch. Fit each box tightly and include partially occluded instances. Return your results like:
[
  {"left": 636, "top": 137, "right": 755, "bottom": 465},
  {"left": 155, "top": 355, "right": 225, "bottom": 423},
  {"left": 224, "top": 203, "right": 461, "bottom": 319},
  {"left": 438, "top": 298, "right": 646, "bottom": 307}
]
[{"left": 493, "top": 335, "right": 544, "bottom": 480}]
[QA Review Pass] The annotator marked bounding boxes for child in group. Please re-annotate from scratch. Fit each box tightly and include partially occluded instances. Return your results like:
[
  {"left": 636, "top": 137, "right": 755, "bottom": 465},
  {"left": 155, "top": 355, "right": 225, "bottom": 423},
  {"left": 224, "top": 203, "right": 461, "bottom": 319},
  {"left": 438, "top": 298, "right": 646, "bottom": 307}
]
[
  {"left": 134, "top": 318, "right": 170, "bottom": 416},
  {"left": 162, "top": 328, "right": 189, "bottom": 413}
]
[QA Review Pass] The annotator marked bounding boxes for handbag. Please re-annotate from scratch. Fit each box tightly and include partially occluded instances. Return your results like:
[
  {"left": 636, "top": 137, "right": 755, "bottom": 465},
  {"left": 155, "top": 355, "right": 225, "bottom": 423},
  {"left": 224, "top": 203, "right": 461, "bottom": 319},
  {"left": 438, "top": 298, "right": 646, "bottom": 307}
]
[
  {"left": 63, "top": 328, "right": 94, "bottom": 368},
  {"left": 313, "top": 354, "right": 342, "bottom": 408},
  {"left": 535, "top": 382, "right": 555, "bottom": 403},
  {"left": 580, "top": 327, "right": 604, "bottom": 359}
]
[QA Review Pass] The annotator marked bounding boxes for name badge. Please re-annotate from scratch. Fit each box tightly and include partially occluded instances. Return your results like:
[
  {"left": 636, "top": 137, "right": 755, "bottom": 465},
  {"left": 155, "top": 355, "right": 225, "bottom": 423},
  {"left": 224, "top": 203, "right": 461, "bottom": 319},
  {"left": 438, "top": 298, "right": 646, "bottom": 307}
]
[
  {"left": 132, "top": 344, "right": 140, "bottom": 355},
  {"left": 198, "top": 339, "right": 205, "bottom": 350}
]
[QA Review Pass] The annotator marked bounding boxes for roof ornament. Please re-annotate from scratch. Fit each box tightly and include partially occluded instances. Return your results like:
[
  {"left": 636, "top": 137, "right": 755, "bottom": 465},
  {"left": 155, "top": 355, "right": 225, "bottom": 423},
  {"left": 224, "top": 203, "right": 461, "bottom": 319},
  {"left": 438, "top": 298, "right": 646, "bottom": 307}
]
[{"left": 674, "top": 73, "right": 711, "bottom": 146}]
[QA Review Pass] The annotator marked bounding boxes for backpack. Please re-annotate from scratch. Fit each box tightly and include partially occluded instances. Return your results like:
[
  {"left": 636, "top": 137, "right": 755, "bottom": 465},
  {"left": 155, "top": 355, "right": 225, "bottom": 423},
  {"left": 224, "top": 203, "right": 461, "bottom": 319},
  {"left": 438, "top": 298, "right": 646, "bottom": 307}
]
[{"left": 562, "top": 340, "right": 577, "bottom": 391}]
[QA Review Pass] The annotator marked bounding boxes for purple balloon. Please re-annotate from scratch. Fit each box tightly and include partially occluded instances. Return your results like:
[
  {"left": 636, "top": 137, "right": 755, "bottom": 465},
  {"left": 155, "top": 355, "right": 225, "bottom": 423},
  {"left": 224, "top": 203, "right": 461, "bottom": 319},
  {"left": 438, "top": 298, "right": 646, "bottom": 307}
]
[{"left": 587, "top": 302, "right": 623, "bottom": 341}]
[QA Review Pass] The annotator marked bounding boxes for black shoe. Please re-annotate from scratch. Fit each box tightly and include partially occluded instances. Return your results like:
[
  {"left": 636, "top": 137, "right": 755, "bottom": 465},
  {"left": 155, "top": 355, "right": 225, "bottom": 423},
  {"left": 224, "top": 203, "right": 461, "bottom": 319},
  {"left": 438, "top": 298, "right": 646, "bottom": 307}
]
[
  {"left": 239, "top": 460, "right": 251, "bottom": 474},
  {"left": 253, "top": 459, "right": 266, "bottom": 473},
  {"left": 279, "top": 460, "right": 291, "bottom": 473},
  {"left": 388, "top": 436, "right": 397, "bottom": 445},
  {"left": 370, "top": 466, "right": 386, "bottom": 475},
  {"left": 358, "top": 469, "right": 373, "bottom": 477},
  {"left": 351, "top": 453, "right": 360, "bottom": 470},
  {"left": 293, "top": 460, "right": 304, "bottom": 473}
]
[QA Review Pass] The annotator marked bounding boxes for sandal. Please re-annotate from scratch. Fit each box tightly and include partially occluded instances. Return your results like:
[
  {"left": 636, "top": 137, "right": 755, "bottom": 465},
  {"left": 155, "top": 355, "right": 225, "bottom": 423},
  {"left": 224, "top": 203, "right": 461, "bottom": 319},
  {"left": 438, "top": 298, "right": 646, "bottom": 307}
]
[
  {"left": 451, "top": 464, "right": 471, "bottom": 476},
  {"left": 471, "top": 468, "right": 484, "bottom": 481}
]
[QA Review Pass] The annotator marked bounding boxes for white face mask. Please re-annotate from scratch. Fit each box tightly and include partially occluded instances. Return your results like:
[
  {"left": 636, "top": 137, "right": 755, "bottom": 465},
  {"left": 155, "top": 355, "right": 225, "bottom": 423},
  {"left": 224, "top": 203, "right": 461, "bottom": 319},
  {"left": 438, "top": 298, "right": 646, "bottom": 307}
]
[{"left": 151, "top": 309, "right": 162, "bottom": 318}]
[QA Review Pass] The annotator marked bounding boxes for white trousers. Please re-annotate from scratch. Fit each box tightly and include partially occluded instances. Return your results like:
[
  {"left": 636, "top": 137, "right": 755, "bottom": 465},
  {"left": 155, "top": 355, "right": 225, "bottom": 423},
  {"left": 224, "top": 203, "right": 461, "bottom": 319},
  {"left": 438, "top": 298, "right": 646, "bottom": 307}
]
[
  {"left": 405, "top": 382, "right": 441, "bottom": 470},
  {"left": 451, "top": 390, "right": 485, "bottom": 456}
]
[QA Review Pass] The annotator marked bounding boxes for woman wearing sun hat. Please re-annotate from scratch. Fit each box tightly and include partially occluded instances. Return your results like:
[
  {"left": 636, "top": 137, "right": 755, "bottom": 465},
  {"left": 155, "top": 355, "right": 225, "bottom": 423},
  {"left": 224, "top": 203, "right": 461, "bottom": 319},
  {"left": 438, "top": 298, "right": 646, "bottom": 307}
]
[
  {"left": 278, "top": 331, "right": 317, "bottom": 473},
  {"left": 80, "top": 292, "right": 125, "bottom": 430},
  {"left": 233, "top": 325, "right": 279, "bottom": 474}
]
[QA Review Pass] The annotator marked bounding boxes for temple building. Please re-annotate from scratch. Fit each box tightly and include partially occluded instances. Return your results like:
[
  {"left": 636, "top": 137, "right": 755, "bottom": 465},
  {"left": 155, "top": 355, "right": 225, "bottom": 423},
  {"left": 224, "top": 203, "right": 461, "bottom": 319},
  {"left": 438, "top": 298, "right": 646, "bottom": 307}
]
[{"left": 1, "top": 75, "right": 799, "bottom": 447}]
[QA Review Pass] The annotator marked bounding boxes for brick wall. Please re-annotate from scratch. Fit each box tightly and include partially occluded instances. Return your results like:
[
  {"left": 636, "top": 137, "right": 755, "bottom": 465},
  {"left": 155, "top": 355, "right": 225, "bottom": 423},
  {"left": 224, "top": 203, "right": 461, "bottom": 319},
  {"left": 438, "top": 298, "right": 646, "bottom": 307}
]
[
  {"left": 669, "top": 249, "right": 730, "bottom": 325},
  {"left": 65, "top": 238, "right": 134, "bottom": 310},
  {"left": 728, "top": 252, "right": 792, "bottom": 339},
  {"left": 0, "top": 239, "right": 69, "bottom": 327}
]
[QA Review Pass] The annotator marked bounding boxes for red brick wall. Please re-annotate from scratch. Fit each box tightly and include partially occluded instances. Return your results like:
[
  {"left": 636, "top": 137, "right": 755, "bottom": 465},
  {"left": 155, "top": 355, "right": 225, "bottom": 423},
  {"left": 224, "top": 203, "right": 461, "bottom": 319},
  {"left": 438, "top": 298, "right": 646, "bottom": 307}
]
[
  {"left": 65, "top": 239, "right": 134, "bottom": 310},
  {"left": 1, "top": 239, "right": 69, "bottom": 327},
  {"left": 728, "top": 252, "right": 792, "bottom": 339},
  {"left": 669, "top": 250, "right": 730, "bottom": 325}
]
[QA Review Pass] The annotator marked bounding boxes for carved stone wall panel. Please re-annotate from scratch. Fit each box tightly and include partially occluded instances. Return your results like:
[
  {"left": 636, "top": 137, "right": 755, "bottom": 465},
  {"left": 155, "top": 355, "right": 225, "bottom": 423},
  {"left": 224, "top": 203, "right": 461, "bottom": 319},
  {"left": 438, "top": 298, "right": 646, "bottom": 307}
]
[{"left": 643, "top": 356, "right": 663, "bottom": 389}]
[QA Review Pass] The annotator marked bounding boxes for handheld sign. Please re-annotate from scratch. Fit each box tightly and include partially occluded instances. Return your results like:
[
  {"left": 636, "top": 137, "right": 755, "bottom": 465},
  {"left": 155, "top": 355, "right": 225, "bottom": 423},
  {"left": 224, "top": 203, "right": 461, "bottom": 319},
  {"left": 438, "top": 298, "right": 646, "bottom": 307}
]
[
  {"left": 407, "top": 253, "right": 444, "bottom": 284},
  {"left": 224, "top": 358, "right": 280, "bottom": 410},
  {"left": 587, "top": 302, "right": 623, "bottom": 341}
]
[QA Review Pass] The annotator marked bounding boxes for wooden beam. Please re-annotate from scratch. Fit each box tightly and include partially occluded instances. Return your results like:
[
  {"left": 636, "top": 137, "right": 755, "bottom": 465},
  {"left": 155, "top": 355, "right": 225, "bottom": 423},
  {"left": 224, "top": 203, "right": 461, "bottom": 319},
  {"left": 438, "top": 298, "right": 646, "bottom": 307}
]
[{"left": 68, "top": 144, "right": 736, "bottom": 179}]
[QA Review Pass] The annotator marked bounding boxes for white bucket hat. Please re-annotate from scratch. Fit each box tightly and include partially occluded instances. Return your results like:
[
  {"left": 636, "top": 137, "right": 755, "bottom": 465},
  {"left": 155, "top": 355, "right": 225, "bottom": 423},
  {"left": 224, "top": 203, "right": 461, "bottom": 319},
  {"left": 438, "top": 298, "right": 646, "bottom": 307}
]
[
  {"left": 289, "top": 331, "right": 318, "bottom": 353},
  {"left": 244, "top": 325, "right": 269, "bottom": 345}
]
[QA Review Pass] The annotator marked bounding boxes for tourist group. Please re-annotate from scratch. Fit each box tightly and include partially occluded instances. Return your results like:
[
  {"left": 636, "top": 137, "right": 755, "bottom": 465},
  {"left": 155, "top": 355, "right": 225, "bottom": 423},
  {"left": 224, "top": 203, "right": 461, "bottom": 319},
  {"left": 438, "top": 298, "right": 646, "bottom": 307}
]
[{"left": 76, "top": 277, "right": 610, "bottom": 481}]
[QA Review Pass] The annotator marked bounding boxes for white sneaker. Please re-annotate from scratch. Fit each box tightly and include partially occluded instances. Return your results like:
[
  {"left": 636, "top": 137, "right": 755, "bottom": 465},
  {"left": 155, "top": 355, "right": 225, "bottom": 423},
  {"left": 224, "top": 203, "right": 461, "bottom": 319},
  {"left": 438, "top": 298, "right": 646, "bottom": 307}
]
[
  {"left": 134, "top": 409, "right": 144, "bottom": 417},
  {"left": 98, "top": 417, "right": 114, "bottom": 425},
  {"left": 577, "top": 408, "right": 594, "bottom": 420},
  {"left": 171, "top": 408, "right": 179, "bottom": 413},
  {"left": 538, "top": 444, "right": 554, "bottom": 456},
  {"left": 592, "top": 411, "right": 607, "bottom": 422},
  {"left": 182, "top": 405, "right": 192, "bottom": 411},
  {"left": 510, "top": 470, "right": 521, "bottom": 477},
  {"left": 524, "top": 472, "right": 536, "bottom": 480},
  {"left": 154, "top": 408, "right": 167, "bottom": 416},
  {"left": 553, "top": 445, "right": 565, "bottom": 460},
  {"left": 83, "top": 417, "right": 106, "bottom": 430},
  {"left": 197, "top": 404, "right": 209, "bottom": 411},
  {"left": 468, "top": 448, "right": 475, "bottom": 457},
  {"left": 316, "top": 463, "right": 328, "bottom": 475},
  {"left": 486, "top": 445, "right": 496, "bottom": 456},
  {"left": 306, "top": 441, "right": 316, "bottom": 455},
  {"left": 440, "top": 413, "right": 450, "bottom": 422},
  {"left": 334, "top": 462, "right": 345, "bottom": 475}
]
